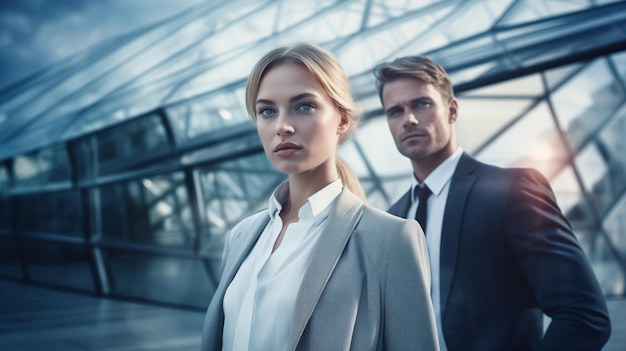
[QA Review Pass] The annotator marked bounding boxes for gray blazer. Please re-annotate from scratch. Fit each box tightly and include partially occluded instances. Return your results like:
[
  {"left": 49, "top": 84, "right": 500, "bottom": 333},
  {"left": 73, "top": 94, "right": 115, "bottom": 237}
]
[{"left": 201, "top": 188, "right": 439, "bottom": 351}]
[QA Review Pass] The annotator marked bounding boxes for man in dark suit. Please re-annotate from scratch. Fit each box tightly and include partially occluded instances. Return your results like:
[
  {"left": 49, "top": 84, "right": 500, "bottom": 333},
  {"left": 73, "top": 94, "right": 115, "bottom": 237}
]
[{"left": 374, "top": 55, "right": 611, "bottom": 351}]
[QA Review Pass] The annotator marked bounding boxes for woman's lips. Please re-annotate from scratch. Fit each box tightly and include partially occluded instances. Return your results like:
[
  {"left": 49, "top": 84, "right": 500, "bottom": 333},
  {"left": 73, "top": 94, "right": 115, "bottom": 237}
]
[{"left": 274, "top": 142, "right": 302, "bottom": 156}]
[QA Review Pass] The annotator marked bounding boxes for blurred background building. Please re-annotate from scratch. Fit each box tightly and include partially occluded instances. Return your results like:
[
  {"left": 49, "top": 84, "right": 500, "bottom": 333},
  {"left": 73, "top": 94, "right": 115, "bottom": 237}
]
[{"left": 0, "top": 0, "right": 625, "bottom": 319}]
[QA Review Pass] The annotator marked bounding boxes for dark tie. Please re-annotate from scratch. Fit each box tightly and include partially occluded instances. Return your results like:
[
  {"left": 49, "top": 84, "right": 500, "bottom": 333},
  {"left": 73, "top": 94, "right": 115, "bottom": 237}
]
[{"left": 414, "top": 185, "right": 432, "bottom": 232}]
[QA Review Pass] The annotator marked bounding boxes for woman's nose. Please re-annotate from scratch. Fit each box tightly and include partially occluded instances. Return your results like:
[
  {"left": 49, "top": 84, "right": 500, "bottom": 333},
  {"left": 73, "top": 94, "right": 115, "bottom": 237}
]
[{"left": 275, "top": 115, "right": 295, "bottom": 135}]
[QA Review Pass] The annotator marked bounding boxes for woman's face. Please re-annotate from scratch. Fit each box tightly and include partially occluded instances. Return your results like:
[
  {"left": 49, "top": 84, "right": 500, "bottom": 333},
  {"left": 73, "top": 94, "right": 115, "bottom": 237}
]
[{"left": 254, "top": 63, "right": 347, "bottom": 177}]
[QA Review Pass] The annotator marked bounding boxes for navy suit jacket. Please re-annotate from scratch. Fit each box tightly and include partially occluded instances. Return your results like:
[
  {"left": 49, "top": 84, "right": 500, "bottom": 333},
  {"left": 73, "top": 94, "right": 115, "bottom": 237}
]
[{"left": 388, "top": 153, "right": 610, "bottom": 351}]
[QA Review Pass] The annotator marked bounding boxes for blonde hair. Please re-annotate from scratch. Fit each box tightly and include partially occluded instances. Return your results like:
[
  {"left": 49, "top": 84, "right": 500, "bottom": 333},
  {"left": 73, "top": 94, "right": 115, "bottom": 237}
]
[{"left": 245, "top": 43, "right": 366, "bottom": 200}]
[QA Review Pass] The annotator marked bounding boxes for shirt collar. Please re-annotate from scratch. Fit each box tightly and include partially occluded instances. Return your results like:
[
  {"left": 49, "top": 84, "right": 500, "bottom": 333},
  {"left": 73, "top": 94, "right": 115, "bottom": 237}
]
[
  {"left": 411, "top": 147, "right": 463, "bottom": 201},
  {"left": 268, "top": 179, "right": 343, "bottom": 226}
]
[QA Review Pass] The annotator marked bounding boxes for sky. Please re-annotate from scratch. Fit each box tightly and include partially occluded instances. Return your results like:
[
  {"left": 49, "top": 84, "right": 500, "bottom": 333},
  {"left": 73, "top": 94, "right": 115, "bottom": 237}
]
[{"left": 0, "top": 0, "right": 205, "bottom": 91}]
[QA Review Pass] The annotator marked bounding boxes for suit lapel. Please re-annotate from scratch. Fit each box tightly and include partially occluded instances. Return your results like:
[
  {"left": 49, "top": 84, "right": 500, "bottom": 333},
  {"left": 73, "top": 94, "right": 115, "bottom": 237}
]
[
  {"left": 286, "top": 189, "right": 364, "bottom": 350},
  {"left": 440, "top": 153, "right": 477, "bottom": 318}
]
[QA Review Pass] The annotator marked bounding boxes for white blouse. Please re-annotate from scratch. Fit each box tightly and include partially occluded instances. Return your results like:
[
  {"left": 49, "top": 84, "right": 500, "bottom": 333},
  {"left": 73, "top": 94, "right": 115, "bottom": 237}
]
[{"left": 222, "top": 179, "right": 343, "bottom": 351}]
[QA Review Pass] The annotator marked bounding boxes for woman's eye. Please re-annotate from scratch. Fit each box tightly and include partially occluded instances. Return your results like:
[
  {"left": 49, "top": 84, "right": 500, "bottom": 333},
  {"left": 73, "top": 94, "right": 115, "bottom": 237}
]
[
  {"left": 257, "top": 108, "right": 275, "bottom": 117},
  {"left": 296, "top": 103, "right": 315, "bottom": 112}
]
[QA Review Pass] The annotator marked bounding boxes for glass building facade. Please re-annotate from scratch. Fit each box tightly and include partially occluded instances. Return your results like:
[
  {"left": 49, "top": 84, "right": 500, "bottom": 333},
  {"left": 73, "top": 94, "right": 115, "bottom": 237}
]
[{"left": 0, "top": 0, "right": 625, "bottom": 308}]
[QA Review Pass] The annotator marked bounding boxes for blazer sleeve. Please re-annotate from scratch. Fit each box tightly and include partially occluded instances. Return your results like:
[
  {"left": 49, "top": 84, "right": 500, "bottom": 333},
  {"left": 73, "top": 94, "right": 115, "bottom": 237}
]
[
  {"left": 382, "top": 218, "right": 440, "bottom": 350},
  {"left": 503, "top": 169, "right": 611, "bottom": 350}
]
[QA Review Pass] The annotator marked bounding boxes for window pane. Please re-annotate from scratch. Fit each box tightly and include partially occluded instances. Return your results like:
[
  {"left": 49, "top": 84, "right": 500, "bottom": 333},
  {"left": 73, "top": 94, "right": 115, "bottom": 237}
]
[
  {"left": 96, "top": 172, "right": 194, "bottom": 248},
  {"left": 477, "top": 101, "right": 567, "bottom": 179},
  {"left": 604, "top": 196, "right": 626, "bottom": 269},
  {"left": 0, "top": 197, "right": 11, "bottom": 230},
  {"left": 23, "top": 240, "right": 95, "bottom": 292},
  {"left": 13, "top": 144, "right": 71, "bottom": 190},
  {"left": 0, "top": 235, "right": 22, "bottom": 279},
  {"left": 73, "top": 114, "right": 172, "bottom": 181},
  {"left": 552, "top": 58, "right": 625, "bottom": 149},
  {"left": 575, "top": 143, "right": 622, "bottom": 216},
  {"left": 14, "top": 190, "right": 83, "bottom": 236},
  {"left": 104, "top": 250, "right": 213, "bottom": 308},
  {"left": 576, "top": 229, "right": 625, "bottom": 296},
  {"left": 0, "top": 162, "right": 9, "bottom": 193},
  {"left": 196, "top": 154, "right": 283, "bottom": 258}
]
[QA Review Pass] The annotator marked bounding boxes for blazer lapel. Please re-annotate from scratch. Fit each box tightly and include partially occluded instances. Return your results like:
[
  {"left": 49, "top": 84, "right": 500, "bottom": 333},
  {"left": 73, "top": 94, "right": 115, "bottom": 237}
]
[
  {"left": 440, "top": 153, "right": 477, "bottom": 318},
  {"left": 286, "top": 189, "right": 364, "bottom": 350},
  {"left": 221, "top": 212, "right": 270, "bottom": 291},
  {"left": 202, "top": 211, "right": 270, "bottom": 350}
]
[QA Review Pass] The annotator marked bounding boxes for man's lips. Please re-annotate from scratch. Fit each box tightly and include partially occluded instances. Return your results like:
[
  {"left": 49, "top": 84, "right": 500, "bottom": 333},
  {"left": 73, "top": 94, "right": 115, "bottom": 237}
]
[{"left": 401, "top": 132, "right": 427, "bottom": 142}]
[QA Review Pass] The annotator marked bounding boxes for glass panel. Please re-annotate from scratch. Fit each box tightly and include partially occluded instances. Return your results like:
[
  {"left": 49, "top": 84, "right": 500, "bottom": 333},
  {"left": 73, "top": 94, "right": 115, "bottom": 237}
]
[
  {"left": 351, "top": 117, "right": 411, "bottom": 177},
  {"left": 575, "top": 229, "right": 625, "bottom": 296},
  {"left": 181, "top": 127, "right": 263, "bottom": 167},
  {"left": 0, "top": 162, "right": 9, "bottom": 193},
  {"left": 604, "top": 195, "right": 626, "bottom": 267},
  {"left": 0, "top": 197, "right": 11, "bottom": 230},
  {"left": 612, "top": 51, "right": 626, "bottom": 81},
  {"left": 13, "top": 144, "right": 71, "bottom": 190},
  {"left": 456, "top": 96, "right": 534, "bottom": 154},
  {"left": 552, "top": 58, "right": 625, "bottom": 149},
  {"left": 166, "top": 88, "right": 249, "bottom": 144},
  {"left": 96, "top": 172, "right": 194, "bottom": 248},
  {"left": 575, "top": 143, "right": 622, "bottom": 216},
  {"left": 499, "top": 0, "right": 591, "bottom": 26},
  {"left": 104, "top": 250, "right": 213, "bottom": 308},
  {"left": 73, "top": 114, "right": 171, "bottom": 181},
  {"left": 550, "top": 166, "right": 594, "bottom": 229},
  {"left": 598, "top": 106, "right": 626, "bottom": 188},
  {"left": 0, "top": 235, "right": 22, "bottom": 279},
  {"left": 463, "top": 74, "right": 544, "bottom": 97},
  {"left": 23, "top": 240, "right": 95, "bottom": 292},
  {"left": 14, "top": 190, "right": 83, "bottom": 236},
  {"left": 197, "top": 154, "right": 284, "bottom": 257},
  {"left": 477, "top": 102, "right": 568, "bottom": 180}
]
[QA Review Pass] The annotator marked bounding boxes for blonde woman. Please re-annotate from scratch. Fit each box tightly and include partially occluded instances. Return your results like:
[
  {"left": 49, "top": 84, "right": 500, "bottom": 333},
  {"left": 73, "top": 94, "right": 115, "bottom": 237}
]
[{"left": 201, "top": 44, "right": 438, "bottom": 351}]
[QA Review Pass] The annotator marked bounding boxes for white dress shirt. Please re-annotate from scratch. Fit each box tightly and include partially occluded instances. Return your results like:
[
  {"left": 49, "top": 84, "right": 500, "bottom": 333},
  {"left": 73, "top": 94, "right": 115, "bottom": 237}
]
[
  {"left": 222, "top": 179, "right": 343, "bottom": 351},
  {"left": 407, "top": 147, "right": 463, "bottom": 351}
]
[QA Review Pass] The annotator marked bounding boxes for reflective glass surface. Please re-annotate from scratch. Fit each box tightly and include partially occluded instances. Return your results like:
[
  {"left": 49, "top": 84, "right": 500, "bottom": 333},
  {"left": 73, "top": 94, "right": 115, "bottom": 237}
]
[
  {"left": 23, "top": 240, "right": 96, "bottom": 292},
  {"left": 14, "top": 191, "right": 83, "bottom": 236},
  {"left": 96, "top": 172, "right": 193, "bottom": 248},
  {"left": 552, "top": 58, "right": 625, "bottom": 149},
  {"left": 13, "top": 144, "right": 71, "bottom": 190},
  {"left": 0, "top": 0, "right": 625, "bottom": 307},
  {"left": 103, "top": 250, "right": 213, "bottom": 308},
  {"left": 73, "top": 114, "right": 172, "bottom": 181},
  {"left": 0, "top": 235, "right": 21, "bottom": 279}
]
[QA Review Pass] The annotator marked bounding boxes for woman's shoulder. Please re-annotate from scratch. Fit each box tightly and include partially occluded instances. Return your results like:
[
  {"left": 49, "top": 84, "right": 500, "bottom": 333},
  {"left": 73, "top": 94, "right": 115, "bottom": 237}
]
[
  {"left": 361, "top": 204, "right": 413, "bottom": 226},
  {"left": 227, "top": 209, "right": 270, "bottom": 238}
]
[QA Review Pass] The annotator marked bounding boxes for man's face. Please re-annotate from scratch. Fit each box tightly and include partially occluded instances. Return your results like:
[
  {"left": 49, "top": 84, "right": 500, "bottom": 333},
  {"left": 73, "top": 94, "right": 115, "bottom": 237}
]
[{"left": 382, "top": 77, "right": 458, "bottom": 167}]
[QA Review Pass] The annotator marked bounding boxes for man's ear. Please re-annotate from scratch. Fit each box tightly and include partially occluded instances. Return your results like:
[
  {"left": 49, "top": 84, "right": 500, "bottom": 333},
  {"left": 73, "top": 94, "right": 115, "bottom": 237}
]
[{"left": 448, "top": 98, "right": 459, "bottom": 123}]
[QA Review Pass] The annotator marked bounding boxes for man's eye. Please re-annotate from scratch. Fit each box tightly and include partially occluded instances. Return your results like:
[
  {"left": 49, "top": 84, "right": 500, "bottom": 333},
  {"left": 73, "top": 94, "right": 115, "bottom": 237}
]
[
  {"left": 414, "top": 101, "right": 431, "bottom": 108},
  {"left": 387, "top": 109, "right": 402, "bottom": 118}
]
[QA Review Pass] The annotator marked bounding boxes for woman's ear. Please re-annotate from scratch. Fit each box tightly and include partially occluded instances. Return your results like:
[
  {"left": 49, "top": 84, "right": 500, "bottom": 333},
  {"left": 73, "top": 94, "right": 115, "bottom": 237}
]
[{"left": 337, "top": 112, "right": 350, "bottom": 134}]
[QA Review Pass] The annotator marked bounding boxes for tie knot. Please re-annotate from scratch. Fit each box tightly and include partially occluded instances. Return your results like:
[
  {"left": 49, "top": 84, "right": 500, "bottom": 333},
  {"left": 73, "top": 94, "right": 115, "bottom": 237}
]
[{"left": 414, "top": 185, "right": 432, "bottom": 203}]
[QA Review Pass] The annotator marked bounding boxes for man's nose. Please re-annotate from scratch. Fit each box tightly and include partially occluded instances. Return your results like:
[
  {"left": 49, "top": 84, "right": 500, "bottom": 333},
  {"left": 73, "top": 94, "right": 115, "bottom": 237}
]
[{"left": 402, "top": 110, "right": 419, "bottom": 127}]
